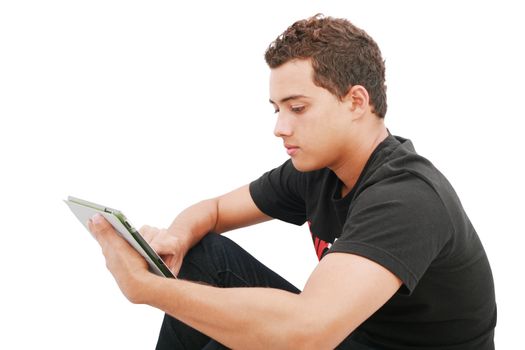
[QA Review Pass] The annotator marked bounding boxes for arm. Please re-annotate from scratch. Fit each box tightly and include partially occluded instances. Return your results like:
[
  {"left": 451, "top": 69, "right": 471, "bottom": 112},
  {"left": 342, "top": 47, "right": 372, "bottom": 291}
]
[
  {"left": 89, "top": 215, "right": 402, "bottom": 349},
  {"left": 171, "top": 184, "right": 271, "bottom": 241},
  {"left": 144, "top": 253, "right": 401, "bottom": 349},
  {"left": 141, "top": 184, "right": 271, "bottom": 274}
]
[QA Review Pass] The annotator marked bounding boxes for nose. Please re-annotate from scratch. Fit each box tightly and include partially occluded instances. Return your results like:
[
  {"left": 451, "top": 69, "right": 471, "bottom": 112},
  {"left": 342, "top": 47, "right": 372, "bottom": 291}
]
[{"left": 273, "top": 113, "right": 293, "bottom": 138}]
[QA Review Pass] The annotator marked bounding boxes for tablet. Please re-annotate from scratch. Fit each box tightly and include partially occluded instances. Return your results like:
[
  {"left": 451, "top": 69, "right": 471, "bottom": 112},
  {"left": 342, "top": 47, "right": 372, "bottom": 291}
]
[{"left": 65, "top": 196, "right": 175, "bottom": 278}]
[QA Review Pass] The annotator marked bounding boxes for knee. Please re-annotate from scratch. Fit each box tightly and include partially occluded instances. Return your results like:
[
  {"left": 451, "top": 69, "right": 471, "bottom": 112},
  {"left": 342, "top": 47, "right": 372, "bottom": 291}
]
[
  {"left": 199, "top": 232, "right": 223, "bottom": 247},
  {"left": 181, "top": 233, "right": 218, "bottom": 265},
  {"left": 186, "top": 232, "right": 226, "bottom": 260},
  {"left": 192, "top": 232, "right": 238, "bottom": 258},
  {"left": 177, "top": 233, "right": 230, "bottom": 283}
]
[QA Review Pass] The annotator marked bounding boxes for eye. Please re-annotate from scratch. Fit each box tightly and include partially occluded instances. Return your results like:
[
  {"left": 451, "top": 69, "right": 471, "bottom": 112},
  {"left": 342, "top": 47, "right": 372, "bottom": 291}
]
[
  {"left": 273, "top": 108, "right": 280, "bottom": 114},
  {"left": 291, "top": 105, "right": 305, "bottom": 113}
]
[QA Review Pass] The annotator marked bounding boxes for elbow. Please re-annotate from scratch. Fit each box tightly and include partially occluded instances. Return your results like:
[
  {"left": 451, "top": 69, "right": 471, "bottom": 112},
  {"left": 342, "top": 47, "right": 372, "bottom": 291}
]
[
  {"left": 284, "top": 329, "right": 329, "bottom": 350},
  {"left": 284, "top": 331, "right": 317, "bottom": 350},
  {"left": 280, "top": 319, "right": 338, "bottom": 350},
  {"left": 255, "top": 314, "right": 319, "bottom": 349},
  {"left": 280, "top": 312, "right": 356, "bottom": 350}
]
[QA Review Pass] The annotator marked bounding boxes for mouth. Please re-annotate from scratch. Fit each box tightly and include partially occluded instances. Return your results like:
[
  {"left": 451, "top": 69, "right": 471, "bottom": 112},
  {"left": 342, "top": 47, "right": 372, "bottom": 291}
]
[{"left": 284, "top": 143, "right": 299, "bottom": 156}]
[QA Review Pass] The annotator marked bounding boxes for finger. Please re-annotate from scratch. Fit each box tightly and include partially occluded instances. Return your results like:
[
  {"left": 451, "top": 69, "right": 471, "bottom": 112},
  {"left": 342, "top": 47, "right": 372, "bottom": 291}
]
[
  {"left": 148, "top": 232, "right": 168, "bottom": 254},
  {"left": 89, "top": 215, "right": 140, "bottom": 259},
  {"left": 138, "top": 225, "right": 151, "bottom": 236},
  {"left": 164, "top": 255, "right": 183, "bottom": 276},
  {"left": 88, "top": 213, "right": 115, "bottom": 241},
  {"left": 149, "top": 231, "right": 175, "bottom": 255},
  {"left": 148, "top": 236, "right": 161, "bottom": 253},
  {"left": 139, "top": 225, "right": 158, "bottom": 243}
]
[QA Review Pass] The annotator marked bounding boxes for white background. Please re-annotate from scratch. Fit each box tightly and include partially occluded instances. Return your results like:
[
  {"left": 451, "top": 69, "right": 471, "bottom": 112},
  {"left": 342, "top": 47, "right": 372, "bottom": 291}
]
[{"left": 1, "top": 1, "right": 523, "bottom": 348}]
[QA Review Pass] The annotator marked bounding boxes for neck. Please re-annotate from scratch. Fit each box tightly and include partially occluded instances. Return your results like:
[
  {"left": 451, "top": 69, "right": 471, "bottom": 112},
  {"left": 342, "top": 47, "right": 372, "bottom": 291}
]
[{"left": 333, "top": 123, "right": 389, "bottom": 197}]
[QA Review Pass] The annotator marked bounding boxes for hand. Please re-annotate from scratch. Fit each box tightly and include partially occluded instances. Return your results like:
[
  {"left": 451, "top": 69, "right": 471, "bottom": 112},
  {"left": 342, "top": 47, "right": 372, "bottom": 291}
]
[
  {"left": 139, "top": 225, "right": 186, "bottom": 276},
  {"left": 88, "top": 213, "right": 153, "bottom": 304}
]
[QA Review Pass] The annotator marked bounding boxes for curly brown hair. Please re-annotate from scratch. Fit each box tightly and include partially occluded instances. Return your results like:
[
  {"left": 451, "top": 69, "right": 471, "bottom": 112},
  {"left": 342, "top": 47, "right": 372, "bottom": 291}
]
[{"left": 265, "top": 14, "right": 387, "bottom": 119}]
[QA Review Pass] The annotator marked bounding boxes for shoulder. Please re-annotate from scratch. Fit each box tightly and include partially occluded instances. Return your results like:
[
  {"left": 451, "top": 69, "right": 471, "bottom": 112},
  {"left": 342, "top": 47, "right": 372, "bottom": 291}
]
[
  {"left": 350, "top": 172, "right": 452, "bottom": 239},
  {"left": 357, "top": 135, "right": 459, "bottom": 216},
  {"left": 333, "top": 174, "right": 453, "bottom": 291}
]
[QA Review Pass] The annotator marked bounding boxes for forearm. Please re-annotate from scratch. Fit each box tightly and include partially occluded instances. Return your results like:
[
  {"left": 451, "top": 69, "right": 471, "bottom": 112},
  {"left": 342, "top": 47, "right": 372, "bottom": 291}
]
[
  {"left": 166, "top": 185, "right": 271, "bottom": 254},
  {"left": 143, "top": 276, "right": 318, "bottom": 349},
  {"left": 167, "top": 198, "right": 219, "bottom": 253}
]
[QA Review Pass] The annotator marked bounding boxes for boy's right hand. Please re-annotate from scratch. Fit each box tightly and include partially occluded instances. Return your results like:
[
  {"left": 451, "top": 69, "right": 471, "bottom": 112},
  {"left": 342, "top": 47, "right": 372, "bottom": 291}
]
[{"left": 139, "top": 225, "right": 186, "bottom": 276}]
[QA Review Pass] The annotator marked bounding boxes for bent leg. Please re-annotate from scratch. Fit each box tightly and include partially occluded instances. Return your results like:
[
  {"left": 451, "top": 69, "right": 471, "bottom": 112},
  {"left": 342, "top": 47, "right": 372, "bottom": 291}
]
[{"left": 155, "top": 233, "right": 300, "bottom": 350}]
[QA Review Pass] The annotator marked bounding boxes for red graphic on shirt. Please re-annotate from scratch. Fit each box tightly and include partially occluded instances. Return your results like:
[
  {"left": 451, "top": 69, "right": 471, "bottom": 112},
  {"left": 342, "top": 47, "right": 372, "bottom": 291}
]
[{"left": 308, "top": 221, "right": 332, "bottom": 261}]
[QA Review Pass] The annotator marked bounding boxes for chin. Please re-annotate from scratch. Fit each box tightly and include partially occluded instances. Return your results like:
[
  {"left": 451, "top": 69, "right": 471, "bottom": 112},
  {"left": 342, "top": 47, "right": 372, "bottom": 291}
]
[{"left": 290, "top": 158, "right": 324, "bottom": 172}]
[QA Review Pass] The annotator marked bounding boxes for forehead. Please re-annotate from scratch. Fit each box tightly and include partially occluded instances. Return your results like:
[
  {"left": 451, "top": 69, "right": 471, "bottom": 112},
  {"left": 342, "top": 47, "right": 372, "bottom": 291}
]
[{"left": 269, "top": 59, "right": 318, "bottom": 102}]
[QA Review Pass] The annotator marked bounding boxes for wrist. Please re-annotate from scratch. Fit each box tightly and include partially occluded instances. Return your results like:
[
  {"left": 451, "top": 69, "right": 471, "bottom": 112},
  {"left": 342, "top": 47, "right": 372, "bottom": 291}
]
[
  {"left": 166, "top": 225, "right": 192, "bottom": 255},
  {"left": 133, "top": 272, "right": 163, "bottom": 305}
]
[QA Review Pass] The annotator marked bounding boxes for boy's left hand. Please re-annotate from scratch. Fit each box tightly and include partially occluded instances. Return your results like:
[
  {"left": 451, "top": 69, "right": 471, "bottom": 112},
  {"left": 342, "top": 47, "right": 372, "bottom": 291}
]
[{"left": 88, "top": 213, "right": 153, "bottom": 304}]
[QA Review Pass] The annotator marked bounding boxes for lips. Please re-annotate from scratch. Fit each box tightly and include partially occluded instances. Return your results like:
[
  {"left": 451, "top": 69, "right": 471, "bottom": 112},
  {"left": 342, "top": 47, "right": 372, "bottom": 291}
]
[{"left": 284, "top": 143, "right": 299, "bottom": 156}]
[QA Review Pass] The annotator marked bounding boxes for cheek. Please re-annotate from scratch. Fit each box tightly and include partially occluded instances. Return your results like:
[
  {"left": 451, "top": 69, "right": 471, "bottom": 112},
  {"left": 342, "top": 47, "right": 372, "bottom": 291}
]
[
  {"left": 294, "top": 140, "right": 335, "bottom": 171},
  {"left": 307, "top": 127, "right": 337, "bottom": 152}
]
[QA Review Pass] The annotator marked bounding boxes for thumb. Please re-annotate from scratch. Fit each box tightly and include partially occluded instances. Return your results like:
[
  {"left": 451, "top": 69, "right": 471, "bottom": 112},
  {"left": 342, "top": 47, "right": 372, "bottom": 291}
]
[{"left": 88, "top": 213, "right": 115, "bottom": 240}]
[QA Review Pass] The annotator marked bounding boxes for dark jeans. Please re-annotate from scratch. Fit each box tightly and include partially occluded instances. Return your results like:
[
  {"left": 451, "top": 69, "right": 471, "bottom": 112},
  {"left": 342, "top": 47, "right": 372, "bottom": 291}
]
[{"left": 155, "top": 233, "right": 375, "bottom": 350}]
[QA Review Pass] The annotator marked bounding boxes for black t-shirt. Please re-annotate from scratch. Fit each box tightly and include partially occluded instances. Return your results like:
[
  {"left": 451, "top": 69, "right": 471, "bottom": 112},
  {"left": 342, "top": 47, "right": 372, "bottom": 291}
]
[{"left": 249, "top": 135, "right": 496, "bottom": 349}]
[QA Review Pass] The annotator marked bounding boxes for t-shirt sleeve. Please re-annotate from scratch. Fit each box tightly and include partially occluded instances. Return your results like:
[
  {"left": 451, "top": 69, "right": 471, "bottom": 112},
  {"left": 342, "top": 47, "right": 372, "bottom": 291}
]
[
  {"left": 249, "top": 159, "right": 307, "bottom": 226},
  {"left": 329, "top": 173, "right": 452, "bottom": 293}
]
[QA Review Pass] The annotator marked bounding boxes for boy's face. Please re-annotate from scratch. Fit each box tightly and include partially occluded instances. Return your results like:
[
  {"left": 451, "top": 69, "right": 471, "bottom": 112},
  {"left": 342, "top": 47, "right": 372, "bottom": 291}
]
[{"left": 269, "top": 59, "right": 355, "bottom": 172}]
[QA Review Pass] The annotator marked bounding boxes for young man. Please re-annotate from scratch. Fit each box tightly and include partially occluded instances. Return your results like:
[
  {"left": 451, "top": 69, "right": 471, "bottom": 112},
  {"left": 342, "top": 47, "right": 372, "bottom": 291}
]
[{"left": 88, "top": 15, "right": 496, "bottom": 349}]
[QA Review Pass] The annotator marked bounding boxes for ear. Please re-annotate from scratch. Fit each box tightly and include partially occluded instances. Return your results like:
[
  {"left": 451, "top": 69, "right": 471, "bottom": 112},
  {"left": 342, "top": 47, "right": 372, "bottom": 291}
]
[{"left": 343, "top": 85, "right": 370, "bottom": 120}]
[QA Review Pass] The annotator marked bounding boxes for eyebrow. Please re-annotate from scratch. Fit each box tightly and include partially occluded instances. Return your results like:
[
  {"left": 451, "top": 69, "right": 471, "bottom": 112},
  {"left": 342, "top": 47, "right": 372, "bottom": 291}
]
[{"left": 269, "top": 95, "right": 308, "bottom": 105}]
